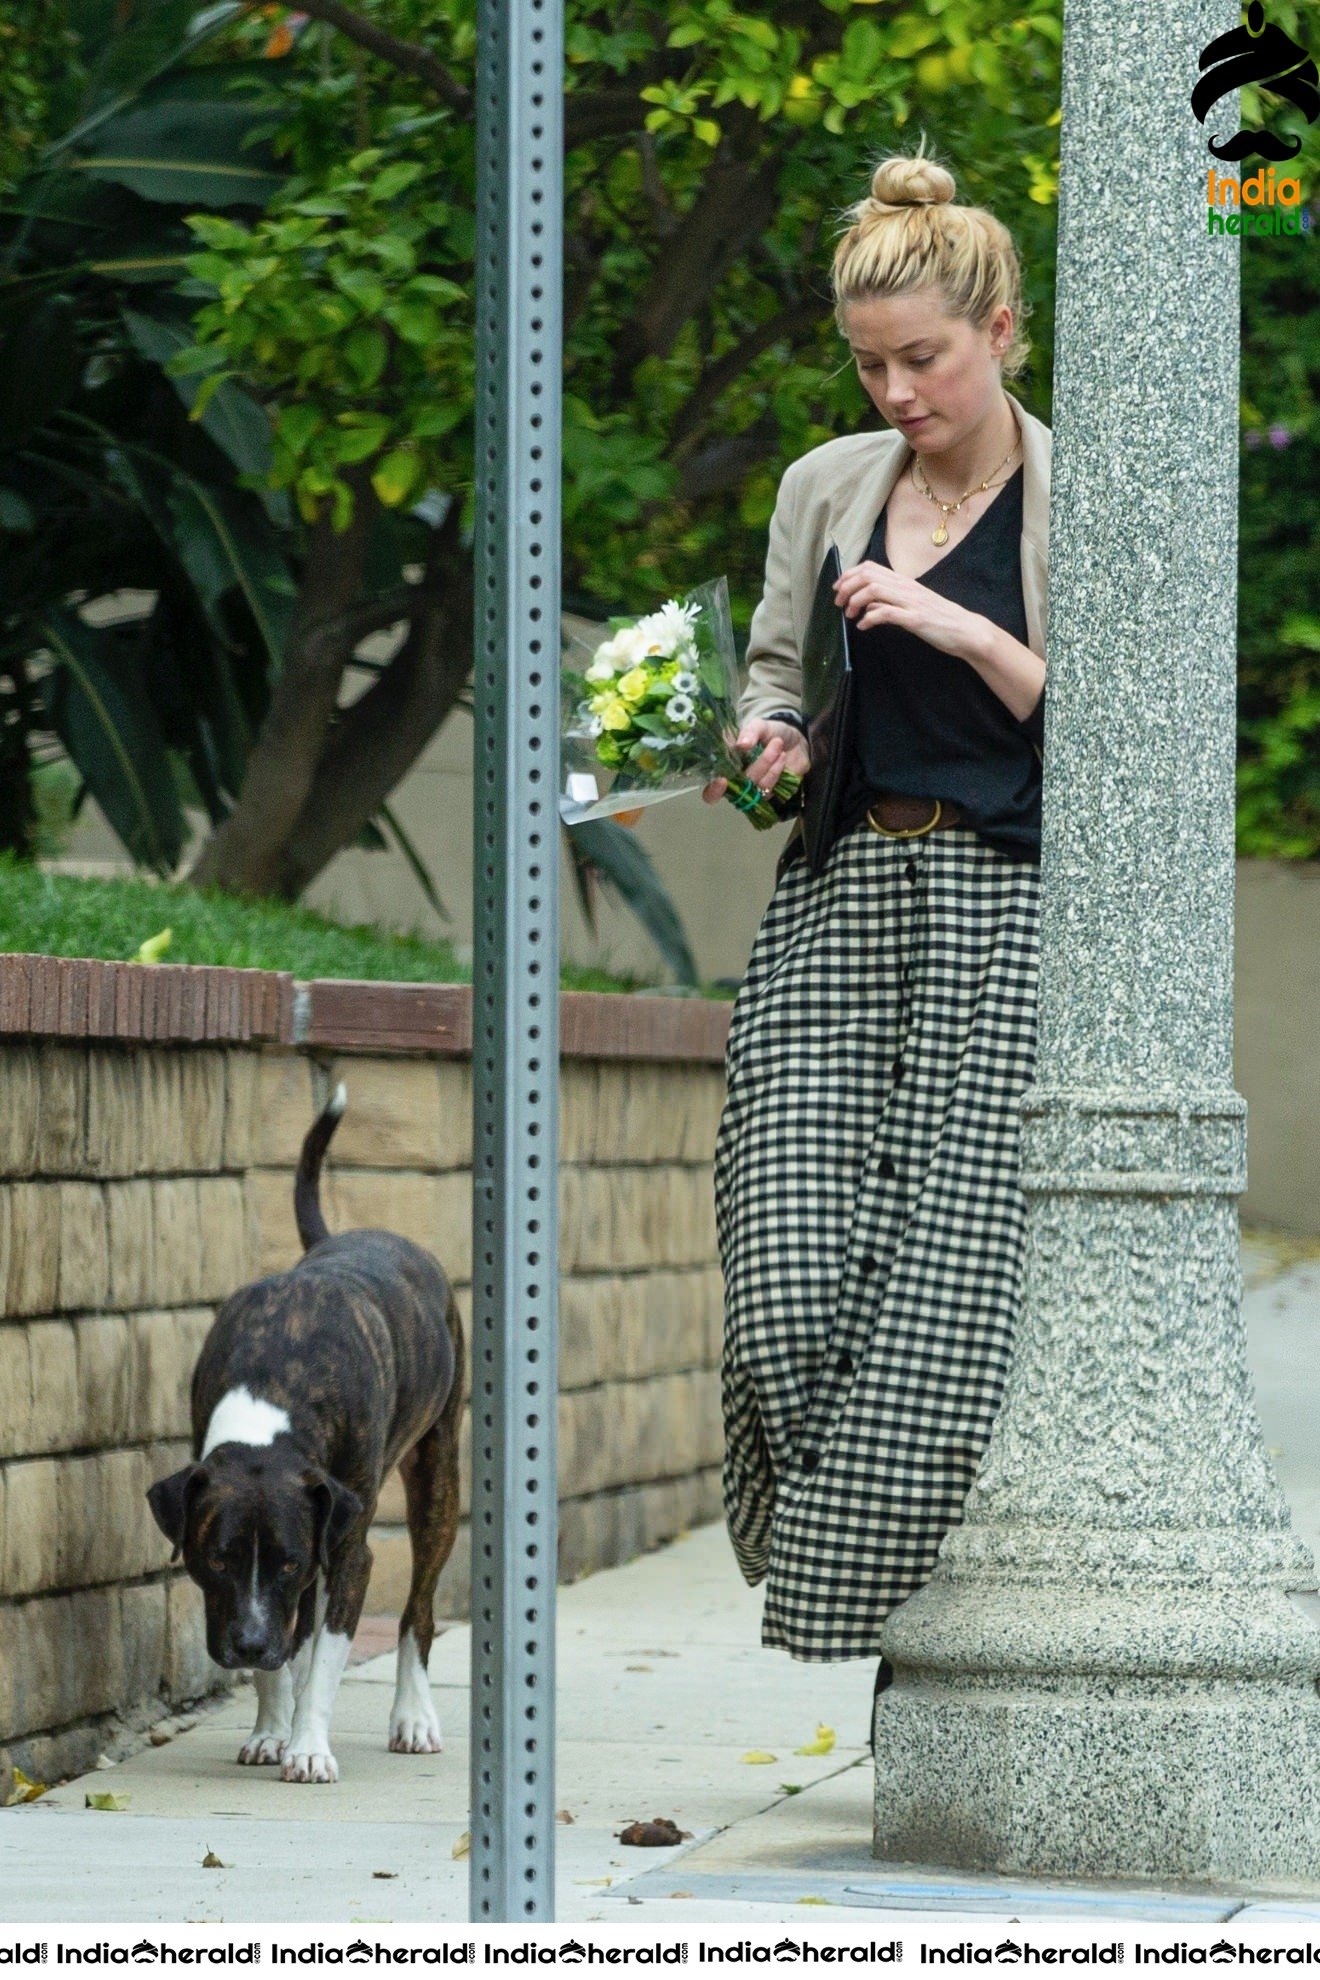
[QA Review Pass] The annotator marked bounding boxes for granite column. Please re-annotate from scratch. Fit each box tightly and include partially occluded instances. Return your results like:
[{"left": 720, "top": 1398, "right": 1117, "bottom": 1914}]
[{"left": 872, "top": 0, "right": 1320, "bottom": 1883}]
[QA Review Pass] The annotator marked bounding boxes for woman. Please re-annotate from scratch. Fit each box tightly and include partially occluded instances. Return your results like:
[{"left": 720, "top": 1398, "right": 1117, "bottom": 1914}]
[{"left": 703, "top": 148, "right": 1050, "bottom": 1690}]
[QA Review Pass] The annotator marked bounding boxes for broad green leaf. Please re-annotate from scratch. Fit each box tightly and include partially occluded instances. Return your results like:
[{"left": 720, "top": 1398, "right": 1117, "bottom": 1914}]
[
  {"left": 377, "top": 800, "right": 450, "bottom": 924},
  {"left": 370, "top": 162, "right": 425, "bottom": 203},
  {"left": 161, "top": 477, "right": 294, "bottom": 675},
  {"left": 70, "top": 100, "right": 284, "bottom": 208},
  {"left": 334, "top": 420, "right": 394, "bottom": 465},
  {"left": 564, "top": 818, "right": 698, "bottom": 985},
  {"left": 39, "top": 609, "right": 186, "bottom": 875},
  {"left": 345, "top": 324, "right": 389, "bottom": 388},
  {"left": 122, "top": 308, "right": 279, "bottom": 500},
  {"left": 371, "top": 447, "right": 421, "bottom": 508}
]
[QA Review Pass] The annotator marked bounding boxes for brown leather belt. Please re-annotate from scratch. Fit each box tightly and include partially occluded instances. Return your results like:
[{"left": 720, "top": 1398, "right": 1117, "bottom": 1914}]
[{"left": 863, "top": 792, "right": 964, "bottom": 839}]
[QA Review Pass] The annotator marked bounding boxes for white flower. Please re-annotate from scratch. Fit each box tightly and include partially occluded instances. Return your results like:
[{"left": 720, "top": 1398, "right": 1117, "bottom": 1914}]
[
  {"left": 584, "top": 633, "right": 627, "bottom": 681},
  {"left": 609, "top": 623, "right": 654, "bottom": 667},
  {"left": 664, "top": 693, "right": 696, "bottom": 727},
  {"left": 672, "top": 668, "right": 698, "bottom": 694},
  {"left": 652, "top": 598, "right": 700, "bottom": 646}
]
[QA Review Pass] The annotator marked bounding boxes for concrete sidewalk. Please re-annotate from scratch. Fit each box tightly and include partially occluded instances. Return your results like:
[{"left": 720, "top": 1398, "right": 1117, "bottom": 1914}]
[{"left": 3, "top": 1230, "right": 1320, "bottom": 1927}]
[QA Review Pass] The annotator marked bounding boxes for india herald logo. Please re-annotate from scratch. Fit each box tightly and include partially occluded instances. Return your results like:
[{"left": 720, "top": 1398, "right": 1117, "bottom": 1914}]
[{"left": 1193, "top": 1, "right": 1319, "bottom": 161}]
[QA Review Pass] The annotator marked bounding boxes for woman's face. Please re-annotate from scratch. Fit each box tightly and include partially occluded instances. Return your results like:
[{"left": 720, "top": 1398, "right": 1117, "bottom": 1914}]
[{"left": 840, "top": 289, "right": 1012, "bottom": 449}]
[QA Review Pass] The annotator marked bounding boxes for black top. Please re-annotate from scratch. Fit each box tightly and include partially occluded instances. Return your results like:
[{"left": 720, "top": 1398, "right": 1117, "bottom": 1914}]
[{"left": 835, "top": 463, "right": 1045, "bottom": 863}]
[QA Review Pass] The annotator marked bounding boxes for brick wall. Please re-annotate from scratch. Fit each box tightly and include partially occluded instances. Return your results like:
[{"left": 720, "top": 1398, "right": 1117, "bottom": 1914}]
[{"left": 0, "top": 967, "right": 731, "bottom": 1789}]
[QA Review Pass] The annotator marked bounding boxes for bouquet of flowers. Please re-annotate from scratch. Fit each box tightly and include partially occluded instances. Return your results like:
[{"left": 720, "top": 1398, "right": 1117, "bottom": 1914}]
[{"left": 558, "top": 576, "right": 802, "bottom": 829}]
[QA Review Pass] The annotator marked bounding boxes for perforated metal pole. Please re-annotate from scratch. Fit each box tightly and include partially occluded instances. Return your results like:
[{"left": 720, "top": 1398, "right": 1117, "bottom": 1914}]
[{"left": 471, "top": 0, "right": 563, "bottom": 1924}]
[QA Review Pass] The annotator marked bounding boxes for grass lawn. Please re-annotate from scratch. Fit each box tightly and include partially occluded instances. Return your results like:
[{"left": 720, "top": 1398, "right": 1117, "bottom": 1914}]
[{"left": 0, "top": 856, "right": 736, "bottom": 999}]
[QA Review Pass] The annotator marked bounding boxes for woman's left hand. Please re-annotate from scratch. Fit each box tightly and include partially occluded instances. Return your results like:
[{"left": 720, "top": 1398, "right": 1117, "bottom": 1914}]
[{"left": 834, "top": 562, "right": 983, "bottom": 663}]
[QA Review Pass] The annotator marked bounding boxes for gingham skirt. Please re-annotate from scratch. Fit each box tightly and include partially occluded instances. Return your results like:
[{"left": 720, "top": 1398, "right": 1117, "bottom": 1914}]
[{"left": 713, "top": 816, "right": 1041, "bottom": 1662}]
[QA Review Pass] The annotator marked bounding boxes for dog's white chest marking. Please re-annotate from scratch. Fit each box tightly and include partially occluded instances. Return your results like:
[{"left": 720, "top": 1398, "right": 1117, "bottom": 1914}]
[{"left": 201, "top": 1387, "right": 292, "bottom": 1457}]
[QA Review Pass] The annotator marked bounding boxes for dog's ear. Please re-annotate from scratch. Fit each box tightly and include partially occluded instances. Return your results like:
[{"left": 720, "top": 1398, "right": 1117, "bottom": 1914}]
[
  {"left": 147, "top": 1465, "right": 208, "bottom": 1562},
  {"left": 306, "top": 1470, "right": 363, "bottom": 1572}
]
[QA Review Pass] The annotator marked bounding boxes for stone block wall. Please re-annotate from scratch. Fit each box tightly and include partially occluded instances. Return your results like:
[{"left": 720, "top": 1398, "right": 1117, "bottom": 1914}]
[{"left": 0, "top": 961, "right": 730, "bottom": 1789}]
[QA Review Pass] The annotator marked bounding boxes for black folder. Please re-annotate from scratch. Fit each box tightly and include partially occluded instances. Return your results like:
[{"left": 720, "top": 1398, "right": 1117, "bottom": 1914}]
[{"left": 800, "top": 542, "right": 856, "bottom": 877}]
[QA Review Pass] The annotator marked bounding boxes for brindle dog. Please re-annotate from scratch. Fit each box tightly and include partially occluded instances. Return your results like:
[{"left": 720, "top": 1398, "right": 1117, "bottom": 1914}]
[{"left": 147, "top": 1088, "right": 463, "bottom": 1783}]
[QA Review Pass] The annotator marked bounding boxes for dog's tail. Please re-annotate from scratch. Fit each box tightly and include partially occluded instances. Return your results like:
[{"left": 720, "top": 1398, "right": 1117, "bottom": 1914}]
[{"left": 295, "top": 1084, "right": 346, "bottom": 1252}]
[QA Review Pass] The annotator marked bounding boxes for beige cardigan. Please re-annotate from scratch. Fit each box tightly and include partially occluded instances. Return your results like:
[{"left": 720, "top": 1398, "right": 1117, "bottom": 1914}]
[{"left": 738, "top": 392, "right": 1052, "bottom": 729}]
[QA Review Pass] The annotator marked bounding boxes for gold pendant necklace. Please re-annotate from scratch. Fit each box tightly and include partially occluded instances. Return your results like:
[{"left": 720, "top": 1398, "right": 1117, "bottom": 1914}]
[{"left": 913, "top": 440, "right": 1021, "bottom": 546}]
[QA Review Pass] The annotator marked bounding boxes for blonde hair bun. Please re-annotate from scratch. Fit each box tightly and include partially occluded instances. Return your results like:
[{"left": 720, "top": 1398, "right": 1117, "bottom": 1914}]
[
  {"left": 868, "top": 155, "right": 956, "bottom": 209},
  {"left": 830, "top": 143, "right": 1032, "bottom": 380}
]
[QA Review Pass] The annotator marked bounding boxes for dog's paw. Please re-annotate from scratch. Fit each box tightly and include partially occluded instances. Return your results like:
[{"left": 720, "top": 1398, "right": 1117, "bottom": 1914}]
[
  {"left": 388, "top": 1706, "right": 443, "bottom": 1755},
  {"left": 237, "top": 1732, "right": 287, "bottom": 1766},
  {"left": 280, "top": 1744, "right": 339, "bottom": 1784}
]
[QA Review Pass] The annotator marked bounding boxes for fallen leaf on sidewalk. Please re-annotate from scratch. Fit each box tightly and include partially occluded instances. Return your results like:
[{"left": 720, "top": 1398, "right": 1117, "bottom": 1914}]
[
  {"left": 556, "top": 1810, "right": 575, "bottom": 1825},
  {"left": 794, "top": 1723, "right": 836, "bottom": 1756},
  {"left": 452, "top": 1831, "right": 470, "bottom": 1859},
  {"left": 85, "top": 1793, "right": 130, "bottom": 1811},
  {"left": 796, "top": 1896, "right": 831, "bottom": 1906},
  {"left": 202, "top": 1851, "right": 226, "bottom": 1869},
  {"left": 372, "top": 1872, "right": 398, "bottom": 1881},
  {"left": 741, "top": 1750, "right": 777, "bottom": 1764},
  {"left": 779, "top": 1783, "right": 804, "bottom": 1795},
  {"left": 6, "top": 1769, "right": 48, "bottom": 1806},
  {"left": 668, "top": 1891, "right": 694, "bottom": 1900},
  {"left": 572, "top": 1877, "right": 613, "bottom": 1887},
  {"left": 618, "top": 1818, "right": 692, "bottom": 1847}
]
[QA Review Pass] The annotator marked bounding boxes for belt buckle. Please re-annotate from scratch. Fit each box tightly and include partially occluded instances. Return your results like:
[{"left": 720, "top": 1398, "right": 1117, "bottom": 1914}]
[{"left": 866, "top": 798, "right": 944, "bottom": 840}]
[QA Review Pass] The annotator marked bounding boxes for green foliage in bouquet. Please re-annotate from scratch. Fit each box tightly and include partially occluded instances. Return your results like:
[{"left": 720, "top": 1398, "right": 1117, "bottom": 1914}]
[{"left": 565, "top": 583, "right": 799, "bottom": 827}]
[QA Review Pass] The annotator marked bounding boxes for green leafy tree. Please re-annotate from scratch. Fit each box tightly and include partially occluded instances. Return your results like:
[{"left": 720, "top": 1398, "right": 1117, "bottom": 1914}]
[
  {"left": 8, "top": 0, "right": 1314, "bottom": 955},
  {"left": 147, "top": 0, "right": 1064, "bottom": 901}
]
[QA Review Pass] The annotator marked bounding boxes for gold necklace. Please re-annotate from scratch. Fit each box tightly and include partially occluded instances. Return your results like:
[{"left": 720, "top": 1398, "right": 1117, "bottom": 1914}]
[{"left": 911, "top": 440, "right": 1021, "bottom": 545}]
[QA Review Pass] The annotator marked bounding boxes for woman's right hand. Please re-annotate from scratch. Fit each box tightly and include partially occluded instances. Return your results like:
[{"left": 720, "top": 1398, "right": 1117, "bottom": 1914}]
[{"left": 702, "top": 717, "right": 811, "bottom": 805}]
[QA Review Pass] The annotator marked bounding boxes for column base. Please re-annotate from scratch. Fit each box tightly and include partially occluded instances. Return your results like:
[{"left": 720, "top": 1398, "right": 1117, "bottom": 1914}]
[{"left": 873, "top": 1675, "right": 1320, "bottom": 1886}]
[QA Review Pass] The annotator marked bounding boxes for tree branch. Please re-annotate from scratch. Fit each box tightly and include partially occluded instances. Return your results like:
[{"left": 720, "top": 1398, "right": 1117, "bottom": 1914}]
[
  {"left": 611, "top": 117, "right": 782, "bottom": 383},
  {"left": 290, "top": 0, "right": 473, "bottom": 113},
  {"left": 271, "top": 509, "right": 475, "bottom": 898},
  {"left": 187, "top": 466, "right": 377, "bottom": 896},
  {"left": 277, "top": 11, "right": 658, "bottom": 151},
  {"left": 637, "top": 130, "right": 678, "bottom": 237},
  {"left": 565, "top": 88, "right": 655, "bottom": 148},
  {"left": 670, "top": 297, "right": 829, "bottom": 457},
  {"left": 676, "top": 418, "right": 778, "bottom": 502}
]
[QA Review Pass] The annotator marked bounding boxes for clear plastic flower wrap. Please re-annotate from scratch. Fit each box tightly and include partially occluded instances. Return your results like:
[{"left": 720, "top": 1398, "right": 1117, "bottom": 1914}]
[{"left": 558, "top": 576, "right": 802, "bottom": 829}]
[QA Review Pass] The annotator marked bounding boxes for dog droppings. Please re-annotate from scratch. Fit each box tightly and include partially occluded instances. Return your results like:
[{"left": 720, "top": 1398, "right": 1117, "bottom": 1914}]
[{"left": 617, "top": 1818, "right": 691, "bottom": 1847}]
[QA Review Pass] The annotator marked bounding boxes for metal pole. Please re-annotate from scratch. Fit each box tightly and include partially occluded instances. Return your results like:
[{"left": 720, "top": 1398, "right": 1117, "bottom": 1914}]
[{"left": 471, "top": 0, "right": 563, "bottom": 1923}]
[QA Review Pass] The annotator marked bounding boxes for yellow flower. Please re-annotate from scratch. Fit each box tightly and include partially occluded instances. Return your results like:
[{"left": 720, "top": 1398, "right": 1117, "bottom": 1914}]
[
  {"left": 599, "top": 699, "right": 633, "bottom": 732},
  {"left": 617, "top": 667, "right": 651, "bottom": 705}
]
